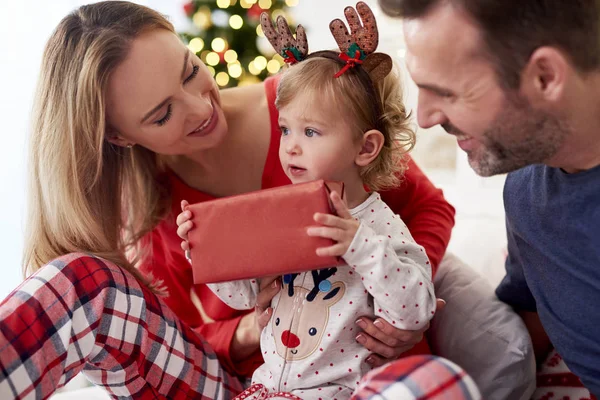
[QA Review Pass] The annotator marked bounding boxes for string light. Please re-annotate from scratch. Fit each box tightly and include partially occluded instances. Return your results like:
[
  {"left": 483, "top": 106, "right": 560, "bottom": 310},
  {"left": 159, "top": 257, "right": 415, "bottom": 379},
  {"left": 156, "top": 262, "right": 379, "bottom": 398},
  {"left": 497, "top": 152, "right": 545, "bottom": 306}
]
[
  {"left": 216, "top": 72, "right": 230, "bottom": 86},
  {"left": 267, "top": 59, "right": 281, "bottom": 74},
  {"left": 240, "top": 0, "right": 252, "bottom": 9},
  {"left": 272, "top": 10, "right": 286, "bottom": 20},
  {"left": 238, "top": 75, "right": 261, "bottom": 87},
  {"left": 258, "top": 0, "right": 272, "bottom": 9},
  {"left": 200, "top": 50, "right": 210, "bottom": 62},
  {"left": 229, "top": 15, "right": 243, "bottom": 29},
  {"left": 256, "top": 25, "right": 265, "bottom": 37},
  {"left": 228, "top": 62, "right": 243, "bottom": 78},
  {"left": 247, "top": 0, "right": 258, "bottom": 4},
  {"left": 224, "top": 49, "right": 238, "bottom": 63},
  {"left": 248, "top": 61, "right": 261, "bottom": 75},
  {"left": 192, "top": 7, "right": 212, "bottom": 30},
  {"left": 273, "top": 54, "right": 285, "bottom": 65},
  {"left": 188, "top": 38, "right": 204, "bottom": 53},
  {"left": 207, "top": 66, "right": 216, "bottom": 77},
  {"left": 285, "top": 0, "right": 299, "bottom": 6},
  {"left": 216, "top": 0, "right": 230, "bottom": 9},
  {"left": 253, "top": 56, "right": 268, "bottom": 71},
  {"left": 211, "top": 38, "right": 227, "bottom": 52},
  {"left": 206, "top": 52, "right": 221, "bottom": 66}
]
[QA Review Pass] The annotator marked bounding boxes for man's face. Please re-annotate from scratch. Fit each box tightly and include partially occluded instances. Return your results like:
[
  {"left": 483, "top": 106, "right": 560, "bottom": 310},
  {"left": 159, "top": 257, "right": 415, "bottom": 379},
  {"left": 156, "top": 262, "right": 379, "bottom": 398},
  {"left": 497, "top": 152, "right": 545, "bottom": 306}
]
[{"left": 403, "top": 3, "right": 567, "bottom": 176}]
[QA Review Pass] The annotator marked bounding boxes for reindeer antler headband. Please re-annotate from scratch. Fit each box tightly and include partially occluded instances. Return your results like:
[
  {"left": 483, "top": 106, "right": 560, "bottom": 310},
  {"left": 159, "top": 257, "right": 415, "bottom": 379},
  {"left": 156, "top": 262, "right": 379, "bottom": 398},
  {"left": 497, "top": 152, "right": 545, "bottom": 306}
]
[{"left": 260, "top": 2, "right": 393, "bottom": 82}]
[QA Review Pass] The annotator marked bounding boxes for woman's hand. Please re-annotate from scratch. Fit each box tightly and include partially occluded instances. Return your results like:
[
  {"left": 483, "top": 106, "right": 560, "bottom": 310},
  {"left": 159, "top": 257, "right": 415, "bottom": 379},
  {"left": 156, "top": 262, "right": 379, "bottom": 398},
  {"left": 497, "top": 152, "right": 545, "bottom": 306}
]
[
  {"left": 230, "top": 275, "right": 281, "bottom": 361},
  {"left": 355, "top": 298, "right": 446, "bottom": 367},
  {"left": 255, "top": 275, "right": 281, "bottom": 329}
]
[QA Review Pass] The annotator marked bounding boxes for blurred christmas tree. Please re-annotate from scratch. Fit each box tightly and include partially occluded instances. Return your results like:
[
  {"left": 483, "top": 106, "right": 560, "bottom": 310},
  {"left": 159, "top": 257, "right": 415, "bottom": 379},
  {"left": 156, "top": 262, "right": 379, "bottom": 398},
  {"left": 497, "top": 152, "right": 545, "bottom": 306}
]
[{"left": 180, "top": 0, "right": 299, "bottom": 88}]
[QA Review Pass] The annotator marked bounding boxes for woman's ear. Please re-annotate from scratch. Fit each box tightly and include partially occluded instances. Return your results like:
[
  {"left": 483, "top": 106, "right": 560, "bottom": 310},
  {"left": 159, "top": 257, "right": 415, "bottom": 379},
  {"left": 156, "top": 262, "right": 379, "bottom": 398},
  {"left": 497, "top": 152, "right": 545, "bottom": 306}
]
[
  {"left": 105, "top": 126, "right": 134, "bottom": 147},
  {"left": 355, "top": 129, "right": 384, "bottom": 167}
]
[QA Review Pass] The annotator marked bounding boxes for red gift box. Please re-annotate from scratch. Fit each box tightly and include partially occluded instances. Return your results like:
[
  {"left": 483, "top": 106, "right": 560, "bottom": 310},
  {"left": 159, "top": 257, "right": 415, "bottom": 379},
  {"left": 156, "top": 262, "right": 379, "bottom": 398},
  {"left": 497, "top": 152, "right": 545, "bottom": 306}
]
[{"left": 187, "top": 180, "right": 344, "bottom": 284}]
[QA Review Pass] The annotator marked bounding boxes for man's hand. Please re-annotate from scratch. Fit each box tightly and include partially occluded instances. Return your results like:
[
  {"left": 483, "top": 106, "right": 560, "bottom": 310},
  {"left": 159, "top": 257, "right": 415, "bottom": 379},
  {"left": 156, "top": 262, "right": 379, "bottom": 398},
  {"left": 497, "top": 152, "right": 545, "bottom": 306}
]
[{"left": 356, "top": 299, "right": 446, "bottom": 366}]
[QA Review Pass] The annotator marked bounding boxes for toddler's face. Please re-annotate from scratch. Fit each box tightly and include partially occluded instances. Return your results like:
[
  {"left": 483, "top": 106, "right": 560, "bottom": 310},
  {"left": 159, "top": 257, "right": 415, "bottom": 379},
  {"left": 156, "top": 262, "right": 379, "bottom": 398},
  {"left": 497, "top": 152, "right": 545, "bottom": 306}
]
[{"left": 278, "top": 92, "right": 362, "bottom": 185}]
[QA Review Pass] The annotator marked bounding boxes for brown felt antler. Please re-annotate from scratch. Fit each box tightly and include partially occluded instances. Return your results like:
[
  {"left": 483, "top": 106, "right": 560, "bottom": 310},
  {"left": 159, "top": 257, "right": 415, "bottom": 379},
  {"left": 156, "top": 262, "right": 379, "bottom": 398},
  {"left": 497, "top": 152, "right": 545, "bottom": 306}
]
[
  {"left": 329, "top": 2, "right": 392, "bottom": 82},
  {"left": 260, "top": 13, "right": 308, "bottom": 64}
]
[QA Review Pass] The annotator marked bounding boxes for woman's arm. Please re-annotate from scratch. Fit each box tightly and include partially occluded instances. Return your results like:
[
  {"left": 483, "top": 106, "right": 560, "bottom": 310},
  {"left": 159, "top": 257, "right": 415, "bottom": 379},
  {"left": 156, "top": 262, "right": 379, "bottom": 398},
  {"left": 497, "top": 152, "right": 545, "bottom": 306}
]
[{"left": 379, "top": 156, "right": 455, "bottom": 277}]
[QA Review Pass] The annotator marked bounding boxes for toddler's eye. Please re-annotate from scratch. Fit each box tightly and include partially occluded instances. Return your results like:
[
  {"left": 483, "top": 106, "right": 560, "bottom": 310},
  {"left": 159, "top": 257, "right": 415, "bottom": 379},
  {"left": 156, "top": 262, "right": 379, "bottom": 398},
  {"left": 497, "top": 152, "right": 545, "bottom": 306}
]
[
  {"left": 280, "top": 127, "right": 289, "bottom": 136},
  {"left": 305, "top": 128, "right": 316, "bottom": 137}
]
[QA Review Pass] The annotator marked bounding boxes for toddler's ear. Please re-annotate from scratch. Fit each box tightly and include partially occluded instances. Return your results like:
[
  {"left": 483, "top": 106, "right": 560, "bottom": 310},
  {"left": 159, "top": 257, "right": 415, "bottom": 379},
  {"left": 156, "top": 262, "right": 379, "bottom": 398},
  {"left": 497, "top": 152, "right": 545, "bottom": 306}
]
[{"left": 355, "top": 129, "right": 384, "bottom": 167}]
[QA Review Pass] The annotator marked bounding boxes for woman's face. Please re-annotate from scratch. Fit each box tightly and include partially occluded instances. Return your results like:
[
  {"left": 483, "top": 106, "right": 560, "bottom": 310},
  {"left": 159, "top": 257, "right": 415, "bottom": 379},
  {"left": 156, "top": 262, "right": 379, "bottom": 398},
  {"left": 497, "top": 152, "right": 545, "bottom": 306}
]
[{"left": 106, "top": 29, "right": 227, "bottom": 155}]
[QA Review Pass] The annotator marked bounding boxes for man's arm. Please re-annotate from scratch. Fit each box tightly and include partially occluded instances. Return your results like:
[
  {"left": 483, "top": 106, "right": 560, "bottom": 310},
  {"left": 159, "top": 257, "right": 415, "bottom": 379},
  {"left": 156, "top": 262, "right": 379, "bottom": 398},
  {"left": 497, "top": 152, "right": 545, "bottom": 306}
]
[{"left": 518, "top": 310, "right": 553, "bottom": 364}]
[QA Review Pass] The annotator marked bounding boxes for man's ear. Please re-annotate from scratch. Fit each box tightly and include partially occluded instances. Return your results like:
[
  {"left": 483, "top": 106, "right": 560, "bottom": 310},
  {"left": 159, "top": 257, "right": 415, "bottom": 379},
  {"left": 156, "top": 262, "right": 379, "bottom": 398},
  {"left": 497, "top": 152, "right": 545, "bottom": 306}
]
[
  {"left": 355, "top": 129, "right": 384, "bottom": 167},
  {"left": 521, "top": 46, "right": 569, "bottom": 105}
]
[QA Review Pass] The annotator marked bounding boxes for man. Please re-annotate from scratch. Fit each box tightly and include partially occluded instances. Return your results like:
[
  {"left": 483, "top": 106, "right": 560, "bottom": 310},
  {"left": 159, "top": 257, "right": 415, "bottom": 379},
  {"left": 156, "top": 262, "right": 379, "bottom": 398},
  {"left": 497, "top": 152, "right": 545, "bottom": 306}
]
[{"left": 378, "top": 0, "right": 600, "bottom": 395}]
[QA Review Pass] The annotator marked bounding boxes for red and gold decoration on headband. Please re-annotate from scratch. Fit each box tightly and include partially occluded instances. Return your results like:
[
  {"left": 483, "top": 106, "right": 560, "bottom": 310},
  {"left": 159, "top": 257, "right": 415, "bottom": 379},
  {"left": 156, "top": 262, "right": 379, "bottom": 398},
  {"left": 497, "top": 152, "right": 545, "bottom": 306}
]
[
  {"left": 260, "top": 1, "right": 393, "bottom": 83},
  {"left": 180, "top": 0, "right": 298, "bottom": 88}
]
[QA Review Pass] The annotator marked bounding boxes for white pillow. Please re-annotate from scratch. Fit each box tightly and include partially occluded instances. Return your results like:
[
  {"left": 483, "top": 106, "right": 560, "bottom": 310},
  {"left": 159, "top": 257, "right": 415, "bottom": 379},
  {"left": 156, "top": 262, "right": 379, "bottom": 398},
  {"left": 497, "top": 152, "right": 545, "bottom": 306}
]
[{"left": 430, "top": 253, "right": 536, "bottom": 400}]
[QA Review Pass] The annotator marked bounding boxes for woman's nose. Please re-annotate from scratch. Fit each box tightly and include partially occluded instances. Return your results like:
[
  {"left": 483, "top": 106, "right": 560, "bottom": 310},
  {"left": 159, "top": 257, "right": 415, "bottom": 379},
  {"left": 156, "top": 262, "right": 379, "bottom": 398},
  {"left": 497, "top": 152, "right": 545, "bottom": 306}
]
[{"left": 186, "top": 93, "right": 213, "bottom": 121}]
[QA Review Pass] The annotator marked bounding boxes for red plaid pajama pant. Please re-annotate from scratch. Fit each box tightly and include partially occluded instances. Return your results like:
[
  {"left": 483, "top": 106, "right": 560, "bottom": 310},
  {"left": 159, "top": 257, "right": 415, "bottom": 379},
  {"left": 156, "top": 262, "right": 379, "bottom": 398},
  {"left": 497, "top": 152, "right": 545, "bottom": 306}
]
[{"left": 0, "top": 253, "right": 481, "bottom": 400}]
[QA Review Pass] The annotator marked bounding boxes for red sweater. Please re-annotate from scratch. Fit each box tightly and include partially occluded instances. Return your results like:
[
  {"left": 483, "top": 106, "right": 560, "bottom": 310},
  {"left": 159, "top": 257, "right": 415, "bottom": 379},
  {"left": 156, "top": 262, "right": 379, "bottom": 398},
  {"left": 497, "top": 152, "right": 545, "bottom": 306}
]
[{"left": 140, "top": 76, "right": 455, "bottom": 378}]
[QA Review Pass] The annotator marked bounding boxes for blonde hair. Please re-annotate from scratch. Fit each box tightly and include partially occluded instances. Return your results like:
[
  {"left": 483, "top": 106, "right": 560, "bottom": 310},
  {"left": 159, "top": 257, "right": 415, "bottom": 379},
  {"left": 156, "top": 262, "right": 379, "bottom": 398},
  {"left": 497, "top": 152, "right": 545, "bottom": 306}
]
[
  {"left": 275, "top": 52, "right": 415, "bottom": 191},
  {"left": 24, "top": 1, "right": 174, "bottom": 283}
]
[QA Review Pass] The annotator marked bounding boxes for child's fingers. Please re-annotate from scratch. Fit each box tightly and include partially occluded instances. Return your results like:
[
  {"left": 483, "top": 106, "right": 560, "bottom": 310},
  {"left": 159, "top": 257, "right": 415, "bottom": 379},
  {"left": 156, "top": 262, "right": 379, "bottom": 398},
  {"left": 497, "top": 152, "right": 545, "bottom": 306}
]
[
  {"left": 180, "top": 240, "right": 190, "bottom": 252},
  {"left": 313, "top": 212, "right": 347, "bottom": 228},
  {"left": 176, "top": 220, "right": 194, "bottom": 240},
  {"left": 330, "top": 191, "right": 352, "bottom": 219},
  {"left": 306, "top": 226, "right": 344, "bottom": 241},
  {"left": 176, "top": 210, "right": 192, "bottom": 226},
  {"left": 181, "top": 199, "right": 189, "bottom": 212},
  {"left": 316, "top": 243, "right": 346, "bottom": 257}
]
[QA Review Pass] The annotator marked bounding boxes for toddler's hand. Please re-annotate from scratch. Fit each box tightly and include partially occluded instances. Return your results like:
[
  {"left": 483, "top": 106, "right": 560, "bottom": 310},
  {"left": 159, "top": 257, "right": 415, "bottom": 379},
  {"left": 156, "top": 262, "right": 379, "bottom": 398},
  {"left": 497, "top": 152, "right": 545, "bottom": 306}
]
[
  {"left": 306, "top": 190, "right": 359, "bottom": 257},
  {"left": 176, "top": 200, "right": 194, "bottom": 258}
]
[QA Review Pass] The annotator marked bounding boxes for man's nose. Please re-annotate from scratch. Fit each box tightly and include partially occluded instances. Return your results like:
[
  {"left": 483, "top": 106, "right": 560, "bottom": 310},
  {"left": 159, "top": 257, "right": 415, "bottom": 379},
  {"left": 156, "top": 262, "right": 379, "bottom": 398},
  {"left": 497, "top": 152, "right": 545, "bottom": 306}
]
[{"left": 416, "top": 92, "right": 447, "bottom": 129}]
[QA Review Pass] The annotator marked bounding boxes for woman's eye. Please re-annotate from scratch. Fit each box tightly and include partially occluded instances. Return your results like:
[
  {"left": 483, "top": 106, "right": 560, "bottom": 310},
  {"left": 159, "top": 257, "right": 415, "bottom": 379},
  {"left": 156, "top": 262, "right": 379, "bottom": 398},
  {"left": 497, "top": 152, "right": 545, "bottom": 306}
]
[
  {"left": 155, "top": 104, "right": 173, "bottom": 126},
  {"left": 183, "top": 64, "right": 199, "bottom": 84},
  {"left": 305, "top": 128, "right": 316, "bottom": 137},
  {"left": 280, "top": 127, "right": 289, "bottom": 136}
]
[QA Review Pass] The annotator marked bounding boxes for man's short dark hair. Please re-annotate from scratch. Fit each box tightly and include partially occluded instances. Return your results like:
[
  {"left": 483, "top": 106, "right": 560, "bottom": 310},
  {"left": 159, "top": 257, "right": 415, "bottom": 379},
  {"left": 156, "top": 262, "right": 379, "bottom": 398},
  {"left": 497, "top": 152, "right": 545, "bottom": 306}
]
[{"left": 380, "top": 0, "right": 600, "bottom": 88}]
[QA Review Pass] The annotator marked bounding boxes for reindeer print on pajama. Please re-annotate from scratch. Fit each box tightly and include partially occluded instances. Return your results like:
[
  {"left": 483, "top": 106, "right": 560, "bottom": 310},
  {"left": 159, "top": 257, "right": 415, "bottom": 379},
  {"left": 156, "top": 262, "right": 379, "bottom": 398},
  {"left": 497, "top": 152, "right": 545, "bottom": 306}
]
[{"left": 208, "top": 193, "right": 436, "bottom": 399}]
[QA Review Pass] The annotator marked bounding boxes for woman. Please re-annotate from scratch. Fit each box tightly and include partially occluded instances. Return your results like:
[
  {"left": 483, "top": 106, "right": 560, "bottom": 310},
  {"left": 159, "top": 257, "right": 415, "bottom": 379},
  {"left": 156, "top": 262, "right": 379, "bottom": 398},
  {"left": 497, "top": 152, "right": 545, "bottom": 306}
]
[{"left": 0, "top": 2, "right": 475, "bottom": 399}]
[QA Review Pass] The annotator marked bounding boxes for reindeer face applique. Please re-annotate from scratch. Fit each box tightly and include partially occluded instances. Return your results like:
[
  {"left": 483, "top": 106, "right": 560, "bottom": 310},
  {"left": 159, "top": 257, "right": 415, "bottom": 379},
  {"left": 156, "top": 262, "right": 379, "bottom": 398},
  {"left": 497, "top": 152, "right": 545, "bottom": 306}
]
[{"left": 272, "top": 269, "right": 345, "bottom": 361}]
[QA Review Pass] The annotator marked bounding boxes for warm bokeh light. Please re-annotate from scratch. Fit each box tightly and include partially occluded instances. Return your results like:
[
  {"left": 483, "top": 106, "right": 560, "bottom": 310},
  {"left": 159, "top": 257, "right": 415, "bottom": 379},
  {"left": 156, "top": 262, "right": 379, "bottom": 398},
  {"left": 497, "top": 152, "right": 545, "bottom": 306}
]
[
  {"left": 258, "top": 0, "right": 272, "bottom": 10},
  {"left": 211, "top": 38, "right": 227, "bottom": 52},
  {"left": 224, "top": 49, "right": 238, "bottom": 63},
  {"left": 216, "top": 0, "right": 230, "bottom": 9},
  {"left": 206, "top": 52, "right": 221, "bottom": 66},
  {"left": 188, "top": 38, "right": 204, "bottom": 53},
  {"left": 248, "top": 61, "right": 261, "bottom": 75},
  {"left": 228, "top": 62, "right": 243, "bottom": 78},
  {"left": 266, "top": 59, "right": 281, "bottom": 74},
  {"left": 254, "top": 56, "right": 268, "bottom": 71},
  {"left": 229, "top": 15, "right": 244, "bottom": 29},
  {"left": 216, "top": 72, "right": 230, "bottom": 86}
]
